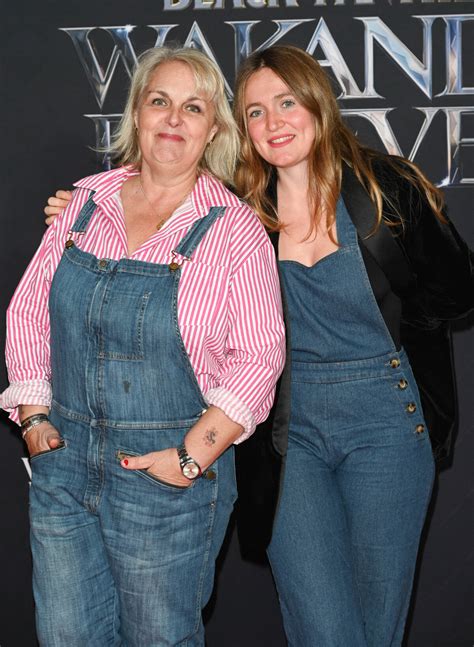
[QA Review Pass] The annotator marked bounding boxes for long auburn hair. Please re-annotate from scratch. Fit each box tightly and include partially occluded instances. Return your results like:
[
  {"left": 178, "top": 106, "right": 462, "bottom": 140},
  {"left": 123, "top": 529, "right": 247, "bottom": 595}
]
[{"left": 233, "top": 45, "right": 445, "bottom": 236}]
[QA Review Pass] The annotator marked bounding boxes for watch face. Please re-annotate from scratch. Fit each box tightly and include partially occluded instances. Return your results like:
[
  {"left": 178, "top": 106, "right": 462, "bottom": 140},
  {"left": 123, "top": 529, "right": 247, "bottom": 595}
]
[{"left": 183, "top": 462, "right": 200, "bottom": 480}]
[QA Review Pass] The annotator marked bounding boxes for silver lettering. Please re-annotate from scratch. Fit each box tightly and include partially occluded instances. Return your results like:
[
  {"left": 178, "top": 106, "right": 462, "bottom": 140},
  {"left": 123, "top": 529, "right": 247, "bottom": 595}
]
[
  {"left": 148, "top": 24, "right": 179, "bottom": 47},
  {"left": 163, "top": 0, "right": 191, "bottom": 9},
  {"left": 84, "top": 113, "right": 123, "bottom": 170},
  {"left": 342, "top": 107, "right": 438, "bottom": 159},
  {"left": 437, "top": 15, "right": 474, "bottom": 96},
  {"left": 225, "top": 19, "right": 314, "bottom": 73},
  {"left": 60, "top": 26, "right": 139, "bottom": 108},
  {"left": 443, "top": 107, "right": 474, "bottom": 185},
  {"left": 306, "top": 18, "right": 365, "bottom": 97},
  {"left": 21, "top": 458, "right": 32, "bottom": 483},
  {"left": 355, "top": 16, "right": 436, "bottom": 99},
  {"left": 182, "top": 22, "right": 233, "bottom": 97}
]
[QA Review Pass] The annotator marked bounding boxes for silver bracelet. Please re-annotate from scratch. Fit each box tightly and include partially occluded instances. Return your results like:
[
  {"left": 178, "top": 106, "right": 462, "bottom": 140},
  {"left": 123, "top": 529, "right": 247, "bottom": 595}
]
[{"left": 21, "top": 413, "right": 50, "bottom": 439}]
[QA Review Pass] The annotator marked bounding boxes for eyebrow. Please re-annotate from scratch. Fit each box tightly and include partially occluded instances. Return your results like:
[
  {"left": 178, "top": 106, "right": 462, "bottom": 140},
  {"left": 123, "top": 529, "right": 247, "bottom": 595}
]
[
  {"left": 147, "top": 90, "right": 207, "bottom": 102},
  {"left": 245, "top": 92, "right": 294, "bottom": 111}
]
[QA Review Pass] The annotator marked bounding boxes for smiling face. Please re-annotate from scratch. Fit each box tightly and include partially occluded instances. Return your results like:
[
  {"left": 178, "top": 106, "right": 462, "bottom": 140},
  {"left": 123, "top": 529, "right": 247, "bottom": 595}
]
[
  {"left": 244, "top": 67, "right": 316, "bottom": 172},
  {"left": 135, "top": 60, "right": 218, "bottom": 176}
]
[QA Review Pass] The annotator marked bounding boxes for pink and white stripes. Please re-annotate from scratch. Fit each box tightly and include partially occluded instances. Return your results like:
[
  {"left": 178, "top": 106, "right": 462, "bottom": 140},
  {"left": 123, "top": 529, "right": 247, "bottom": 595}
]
[{"left": 2, "top": 167, "right": 285, "bottom": 441}]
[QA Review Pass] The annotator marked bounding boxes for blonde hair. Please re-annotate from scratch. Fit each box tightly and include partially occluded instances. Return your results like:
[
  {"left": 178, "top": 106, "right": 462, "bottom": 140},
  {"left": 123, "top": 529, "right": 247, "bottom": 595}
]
[
  {"left": 233, "top": 45, "right": 445, "bottom": 236},
  {"left": 110, "top": 46, "right": 239, "bottom": 185}
]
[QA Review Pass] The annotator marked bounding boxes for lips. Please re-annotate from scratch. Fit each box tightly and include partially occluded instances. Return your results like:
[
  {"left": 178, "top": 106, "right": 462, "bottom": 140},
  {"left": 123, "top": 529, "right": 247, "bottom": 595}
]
[
  {"left": 158, "top": 133, "right": 185, "bottom": 142},
  {"left": 268, "top": 134, "right": 295, "bottom": 147}
]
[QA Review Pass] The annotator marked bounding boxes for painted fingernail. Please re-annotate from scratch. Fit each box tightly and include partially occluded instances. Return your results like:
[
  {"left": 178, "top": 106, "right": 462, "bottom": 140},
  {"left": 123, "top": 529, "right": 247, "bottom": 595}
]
[{"left": 122, "top": 459, "right": 129, "bottom": 467}]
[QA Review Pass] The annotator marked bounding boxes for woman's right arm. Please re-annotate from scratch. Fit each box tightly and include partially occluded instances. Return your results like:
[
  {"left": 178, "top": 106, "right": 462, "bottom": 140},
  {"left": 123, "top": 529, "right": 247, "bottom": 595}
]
[{"left": 2, "top": 189, "right": 86, "bottom": 452}]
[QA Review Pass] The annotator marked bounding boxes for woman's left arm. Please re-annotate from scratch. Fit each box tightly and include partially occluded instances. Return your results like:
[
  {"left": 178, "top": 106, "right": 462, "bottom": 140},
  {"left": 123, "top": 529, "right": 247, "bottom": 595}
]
[
  {"left": 398, "top": 181, "right": 474, "bottom": 324},
  {"left": 121, "top": 232, "right": 286, "bottom": 486}
]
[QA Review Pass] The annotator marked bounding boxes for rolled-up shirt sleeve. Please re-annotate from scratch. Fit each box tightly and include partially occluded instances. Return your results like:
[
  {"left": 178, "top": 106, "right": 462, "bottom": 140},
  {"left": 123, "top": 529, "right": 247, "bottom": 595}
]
[
  {"left": 205, "top": 238, "right": 285, "bottom": 442},
  {"left": 1, "top": 228, "right": 57, "bottom": 424},
  {"left": 0, "top": 189, "right": 89, "bottom": 425}
]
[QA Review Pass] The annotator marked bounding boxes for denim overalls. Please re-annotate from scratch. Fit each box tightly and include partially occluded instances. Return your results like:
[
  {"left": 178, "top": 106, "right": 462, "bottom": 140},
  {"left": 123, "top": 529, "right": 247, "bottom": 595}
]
[
  {"left": 268, "top": 198, "right": 434, "bottom": 647},
  {"left": 29, "top": 195, "right": 237, "bottom": 646}
]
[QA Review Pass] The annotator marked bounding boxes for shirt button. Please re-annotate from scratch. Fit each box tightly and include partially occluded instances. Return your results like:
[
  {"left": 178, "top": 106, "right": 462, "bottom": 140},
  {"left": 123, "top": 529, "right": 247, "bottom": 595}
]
[
  {"left": 390, "top": 358, "right": 401, "bottom": 369},
  {"left": 99, "top": 259, "right": 107, "bottom": 268},
  {"left": 415, "top": 424, "right": 425, "bottom": 434},
  {"left": 398, "top": 379, "right": 408, "bottom": 390},
  {"left": 406, "top": 402, "right": 417, "bottom": 414},
  {"left": 203, "top": 469, "right": 216, "bottom": 481}
]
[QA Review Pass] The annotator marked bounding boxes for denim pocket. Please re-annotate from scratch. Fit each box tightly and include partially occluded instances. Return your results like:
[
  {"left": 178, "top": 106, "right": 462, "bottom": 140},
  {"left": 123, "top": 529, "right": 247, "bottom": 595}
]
[
  {"left": 30, "top": 439, "right": 67, "bottom": 462},
  {"left": 99, "top": 290, "right": 151, "bottom": 361},
  {"left": 116, "top": 449, "right": 194, "bottom": 493}
]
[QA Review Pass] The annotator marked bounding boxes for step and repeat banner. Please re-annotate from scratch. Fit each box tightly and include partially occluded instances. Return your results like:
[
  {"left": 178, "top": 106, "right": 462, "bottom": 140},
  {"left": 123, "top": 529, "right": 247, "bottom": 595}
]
[{"left": 1, "top": 1, "right": 473, "bottom": 645}]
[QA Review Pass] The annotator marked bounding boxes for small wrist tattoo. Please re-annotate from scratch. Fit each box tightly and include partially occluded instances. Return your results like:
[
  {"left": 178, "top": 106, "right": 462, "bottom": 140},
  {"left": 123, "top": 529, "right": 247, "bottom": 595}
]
[{"left": 203, "top": 427, "right": 218, "bottom": 447}]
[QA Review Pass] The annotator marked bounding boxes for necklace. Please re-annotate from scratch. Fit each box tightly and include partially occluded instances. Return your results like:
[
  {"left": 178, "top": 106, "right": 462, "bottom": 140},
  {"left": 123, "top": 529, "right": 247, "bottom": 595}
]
[{"left": 138, "top": 178, "right": 189, "bottom": 231}]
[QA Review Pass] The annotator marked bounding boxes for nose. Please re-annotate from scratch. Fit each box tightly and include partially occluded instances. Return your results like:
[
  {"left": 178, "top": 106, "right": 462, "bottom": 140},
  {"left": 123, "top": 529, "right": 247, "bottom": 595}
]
[
  {"left": 266, "top": 110, "right": 283, "bottom": 132},
  {"left": 166, "top": 106, "right": 182, "bottom": 128}
]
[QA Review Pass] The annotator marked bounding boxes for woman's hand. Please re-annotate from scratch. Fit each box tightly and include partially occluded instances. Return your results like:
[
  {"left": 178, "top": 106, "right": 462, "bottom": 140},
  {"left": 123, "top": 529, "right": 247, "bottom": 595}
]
[
  {"left": 24, "top": 421, "right": 63, "bottom": 457},
  {"left": 44, "top": 190, "right": 73, "bottom": 225},
  {"left": 121, "top": 447, "right": 192, "bottom": 488}
]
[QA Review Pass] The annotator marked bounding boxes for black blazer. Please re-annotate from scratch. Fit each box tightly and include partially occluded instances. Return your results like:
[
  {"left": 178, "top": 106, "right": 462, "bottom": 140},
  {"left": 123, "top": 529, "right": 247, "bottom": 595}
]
[{"left": 235, "top": 159, "right": 474, "bottom": 560}]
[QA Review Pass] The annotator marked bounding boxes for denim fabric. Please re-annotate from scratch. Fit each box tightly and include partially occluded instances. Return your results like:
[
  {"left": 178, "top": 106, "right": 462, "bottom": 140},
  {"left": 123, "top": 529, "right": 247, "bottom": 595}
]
[
  {"left": 280, "top": 198, "right": 393, "bottom": 364},
  {"left": 30, "top": 199, "right": 236, "bottom": 646},
  {"left": 272, "top": 199, "right": 434, "bottom": 647}
]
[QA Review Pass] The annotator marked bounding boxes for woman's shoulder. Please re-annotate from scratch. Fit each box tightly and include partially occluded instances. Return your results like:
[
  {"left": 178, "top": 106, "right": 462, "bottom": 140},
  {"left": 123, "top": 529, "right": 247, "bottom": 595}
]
[
  {"left": 203, "top": 174, "right": 272, "bottom": 265},
  {"left": 72, "top": 165, "right": 136, "bottom": 193},
  {"left": 204, "top": 174, "right": 267, "bottom": 228}
]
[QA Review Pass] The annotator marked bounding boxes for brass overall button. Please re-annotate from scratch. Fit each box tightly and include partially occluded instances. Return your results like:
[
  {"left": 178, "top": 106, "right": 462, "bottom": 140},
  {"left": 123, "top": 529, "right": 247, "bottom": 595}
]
[
  {"left": 406, "top": 402, "right": 417, "bottom": 414},
  {"left": 203, "top": 469, "right": 216, "bottom": 480},
  {"left": 398, "top": 379, "right": 408, "bottom": 390},
  {"left": 98, "top": 259, "right": 107, "bottom": 268},
  {"left": 169, "top": 262, "right": 181, "bottom": 272},
  {"left": 415, "top": 424, "right": 425, "bottom": 434},
  {"left": 65, "top": 239, "right": 74, "bottom": 249},
  {"left": 390, "top": 358, "right": 400, "bottom": 369}
]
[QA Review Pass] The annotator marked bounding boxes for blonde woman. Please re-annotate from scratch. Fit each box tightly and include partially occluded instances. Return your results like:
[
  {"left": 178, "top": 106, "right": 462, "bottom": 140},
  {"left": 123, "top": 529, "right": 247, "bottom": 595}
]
[{"left": 2, "top": 47, "right": 285, "bottom": 645}]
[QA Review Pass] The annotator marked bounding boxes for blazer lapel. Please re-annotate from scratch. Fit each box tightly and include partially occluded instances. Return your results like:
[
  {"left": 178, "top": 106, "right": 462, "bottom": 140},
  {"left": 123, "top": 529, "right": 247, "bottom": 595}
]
[{"left": 341, "top": 162, "right": 413, "bottom": 296}]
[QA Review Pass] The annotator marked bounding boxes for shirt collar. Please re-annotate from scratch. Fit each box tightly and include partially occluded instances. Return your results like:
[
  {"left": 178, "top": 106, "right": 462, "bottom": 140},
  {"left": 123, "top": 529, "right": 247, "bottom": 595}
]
[
  {"left": 73, "top": 165, "right": 139, "bottom": 203},
  {"left": 73, "top": 166, "right": 234, "bottom": 225}
]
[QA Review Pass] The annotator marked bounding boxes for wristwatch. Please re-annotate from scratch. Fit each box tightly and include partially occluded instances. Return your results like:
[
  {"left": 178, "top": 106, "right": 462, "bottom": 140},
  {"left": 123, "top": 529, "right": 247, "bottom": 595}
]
[{"left": 177, "top": 443, "right": 202, "bottom": 480}]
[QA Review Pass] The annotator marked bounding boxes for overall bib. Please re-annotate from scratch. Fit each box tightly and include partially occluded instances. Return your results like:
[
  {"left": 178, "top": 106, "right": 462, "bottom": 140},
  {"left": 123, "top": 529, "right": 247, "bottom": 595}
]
[
  {"left": 268, "top": 198, "right": 434, "bottom": 647},
  {"left": 29, "top": 195, "right": 237, "bottom": 646}
]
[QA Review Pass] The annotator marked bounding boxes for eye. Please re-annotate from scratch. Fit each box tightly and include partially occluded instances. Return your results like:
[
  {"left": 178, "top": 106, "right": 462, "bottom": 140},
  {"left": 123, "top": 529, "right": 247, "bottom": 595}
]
[
  {"left": 248, "top": 109, "right": 263, "bottom": 119},
  {"left": 185, "top": 104, "right": 202, "bottom": 113},
  {"left": 151, "top": 97, "right": 167, "bottom": 106},
  {"left": 282, "top": 99, "right": 296, "bottom": 109}
]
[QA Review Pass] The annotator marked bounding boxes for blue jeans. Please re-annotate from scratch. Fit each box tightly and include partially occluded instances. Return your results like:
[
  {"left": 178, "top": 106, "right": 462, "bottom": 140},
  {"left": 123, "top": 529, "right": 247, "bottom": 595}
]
[
  {"left": 30, "top": 407, "right": 236, "bottom": 646},
  {"left": 267, "top": 353, "right": 435, "bottom": 647}
]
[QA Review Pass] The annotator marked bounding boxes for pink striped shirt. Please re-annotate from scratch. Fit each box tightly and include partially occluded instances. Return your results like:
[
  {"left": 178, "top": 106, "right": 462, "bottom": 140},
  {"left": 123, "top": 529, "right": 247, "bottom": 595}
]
[{"left": 1, "top": 167, "right": 285, "bottom": 441}]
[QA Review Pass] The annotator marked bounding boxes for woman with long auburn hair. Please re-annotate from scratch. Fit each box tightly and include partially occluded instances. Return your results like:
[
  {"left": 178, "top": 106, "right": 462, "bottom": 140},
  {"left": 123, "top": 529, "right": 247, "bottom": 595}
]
[{"left": 232, "top": 45, "right": 473, "bottom": 646}]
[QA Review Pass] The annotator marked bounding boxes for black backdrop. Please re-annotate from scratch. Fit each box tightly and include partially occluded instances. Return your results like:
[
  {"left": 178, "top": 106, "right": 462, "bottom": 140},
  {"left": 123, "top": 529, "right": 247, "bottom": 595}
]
[{"left": 1, "top": 1, "right": 473, "bottom": 645}]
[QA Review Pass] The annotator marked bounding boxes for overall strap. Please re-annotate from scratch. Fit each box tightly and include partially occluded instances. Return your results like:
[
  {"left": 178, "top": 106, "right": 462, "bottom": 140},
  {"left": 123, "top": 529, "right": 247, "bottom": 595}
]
[
  {"left": 340, "top": 164, "right": 414, "bottom": 296},
  {"left": 174, "top": 206, "right": 226, "bottom": 260},
  {"left": 335, "top": 196, "right": 357, "bottom": 247},
  {"left": 70, "top": 191, "right": 97, "bottom": 233}
]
